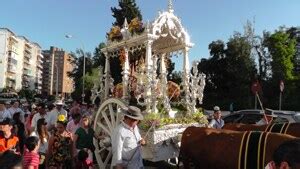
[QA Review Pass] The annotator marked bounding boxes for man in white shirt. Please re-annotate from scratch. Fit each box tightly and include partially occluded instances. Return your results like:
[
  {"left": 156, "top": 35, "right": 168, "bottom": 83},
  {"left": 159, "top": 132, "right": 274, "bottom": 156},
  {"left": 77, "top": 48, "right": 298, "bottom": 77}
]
[
  {"left": 7, "top": 101, "right": 25, "bottom": 122},
  {"left": 208, "top": 106, "right": 224, "bottom": 129},
  {"left": 111, "top": 106, "right": 145, "bottom": 169},
  {"left": 48, "top": 100, "right": 68, "bottom": 128},
  {"left": 31, "top": 103, "right": 51, "bottom": 132},
  {"left": 0, "top": 102, "right": 11, "bottom": 120}
]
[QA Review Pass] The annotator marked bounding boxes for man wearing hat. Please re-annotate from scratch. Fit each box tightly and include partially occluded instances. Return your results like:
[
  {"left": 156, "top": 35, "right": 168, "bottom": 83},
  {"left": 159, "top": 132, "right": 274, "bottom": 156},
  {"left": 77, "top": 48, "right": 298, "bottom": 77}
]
[
  {"left": 0, "top": 118, "right": 19, "bottom": 154},
  {"left": 111, "top": 106, "right": 145, "bottom": 169},
  {"left": 49, "top": 100, "right": 68, "bottom": 128},
  {"left": 208, "top": 106, "right": 224, "bottom": 129}
]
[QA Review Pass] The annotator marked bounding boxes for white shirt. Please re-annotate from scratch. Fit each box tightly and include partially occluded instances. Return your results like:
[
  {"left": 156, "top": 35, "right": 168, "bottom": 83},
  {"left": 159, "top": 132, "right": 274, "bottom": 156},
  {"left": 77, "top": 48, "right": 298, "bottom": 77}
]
[
  {"left": 208, "top": 119, "right": 224, "bottom": 129},
  {"left": 7, "top": 107, "right": 25, "bottom": 122},
  {"left": 31, "top": 113, "right": 51, "bottom": 130},
  {"left": 256, "top": 118, "right": 268, "bottom": 126},
  {"left": 48, "top": 108, "right": 68, "bottom": 126},
  {"left": 30, "top": 131, "right": 49, "bottom": 154},
  {"left": 111, "top": 121, "right": 143, "bottom": 169},
  {"left": 66, "top": 120, "right": 80, "bottom": 136},
  {"left": 0, "top": 109, "right": 11, "bottom": 120}
]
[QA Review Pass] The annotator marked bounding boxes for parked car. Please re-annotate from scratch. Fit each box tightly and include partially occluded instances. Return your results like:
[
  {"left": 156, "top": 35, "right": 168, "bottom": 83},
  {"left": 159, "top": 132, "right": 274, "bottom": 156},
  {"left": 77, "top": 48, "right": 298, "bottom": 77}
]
[{"left": 223, "top": 109, "right": 300, "bottom": 124}]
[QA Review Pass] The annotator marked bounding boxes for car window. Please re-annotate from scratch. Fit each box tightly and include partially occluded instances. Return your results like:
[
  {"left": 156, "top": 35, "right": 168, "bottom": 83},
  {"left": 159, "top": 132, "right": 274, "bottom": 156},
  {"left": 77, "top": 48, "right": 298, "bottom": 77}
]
[
  {"left": 239, "top": 114, "right": 263, "bottom": 124},
  {"left": 272, "top": 117, "right": 289, "bottom": 123},
  {"left": 294, "top": 115, "right": 300, "bottom": 122},
  {"left": 223, "top": 114, "right": 243, "bottom": 123}
]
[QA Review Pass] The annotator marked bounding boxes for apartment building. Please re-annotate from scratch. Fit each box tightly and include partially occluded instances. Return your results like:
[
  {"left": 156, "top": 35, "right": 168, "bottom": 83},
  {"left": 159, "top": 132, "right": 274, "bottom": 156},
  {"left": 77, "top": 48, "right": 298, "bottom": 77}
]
[
  {"left": 42, "top": 46, "right": 74, "bottom": 98},
  {"left": 0, "top": 28, "right": 43, "bottom": 93}
]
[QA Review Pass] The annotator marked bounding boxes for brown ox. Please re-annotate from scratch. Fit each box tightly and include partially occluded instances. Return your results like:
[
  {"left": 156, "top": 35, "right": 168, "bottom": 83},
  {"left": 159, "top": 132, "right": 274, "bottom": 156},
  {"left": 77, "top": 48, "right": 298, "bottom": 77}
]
[
  {"left": 179, "top": 127, "right": 296, "bottom": 169},
  {"left": 223, "top": 123, "right": 300, "bottom": 137}
]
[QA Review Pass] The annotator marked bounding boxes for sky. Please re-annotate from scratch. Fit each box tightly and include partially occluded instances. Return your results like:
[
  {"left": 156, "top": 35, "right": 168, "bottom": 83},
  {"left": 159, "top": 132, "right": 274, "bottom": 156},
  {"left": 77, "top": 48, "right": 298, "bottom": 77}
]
[{"left": 1, "top": 0, "right": 300, "bottom": 70}]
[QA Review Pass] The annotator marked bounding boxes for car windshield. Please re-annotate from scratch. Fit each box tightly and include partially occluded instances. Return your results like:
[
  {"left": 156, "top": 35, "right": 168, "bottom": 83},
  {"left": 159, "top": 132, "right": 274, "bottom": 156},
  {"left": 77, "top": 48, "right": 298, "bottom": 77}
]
[{"left": 294, "top": 115, "right": 300, "bottom": 122}]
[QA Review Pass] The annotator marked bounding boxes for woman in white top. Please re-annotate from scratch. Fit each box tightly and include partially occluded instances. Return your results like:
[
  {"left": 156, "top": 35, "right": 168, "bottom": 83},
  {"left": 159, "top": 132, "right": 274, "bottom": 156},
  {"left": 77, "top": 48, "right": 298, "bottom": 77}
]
[{"left": 30, "top": 118, "right": 50, "bottom": 169}]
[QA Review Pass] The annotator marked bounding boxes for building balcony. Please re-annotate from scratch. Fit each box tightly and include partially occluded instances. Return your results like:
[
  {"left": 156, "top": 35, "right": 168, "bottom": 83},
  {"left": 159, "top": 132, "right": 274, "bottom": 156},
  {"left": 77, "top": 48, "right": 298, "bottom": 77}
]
[
  {"left": 8, "top": 57, "right": 18, "bottom": 65},
  {"left": 24, "top": 52, "right": 32, "bottom": 59},
  {"left": 37, "top": 53, "right": 44, "bottom": 58},
  {"left": 37, "top": 64, "right": 43, "bottom": 69},
  {"left": 24, "top": 58, "right": 31, "bottom": 65},
  {"left": 7, "top": 65, "right": 17, "bottom": 73},
  {"left": 23, "top": 69, "right": 31, "bottom": 76}
]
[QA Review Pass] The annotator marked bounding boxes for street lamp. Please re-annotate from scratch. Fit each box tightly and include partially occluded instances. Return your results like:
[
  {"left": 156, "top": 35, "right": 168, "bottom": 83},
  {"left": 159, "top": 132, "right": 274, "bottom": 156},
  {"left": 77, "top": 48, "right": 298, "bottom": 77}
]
[
  {"left": 47, "top": 60, "right": 59, "bottom": 98},
  {"left": 65, "top": 34, "right": 86, "bottom": 103},
  {"left": 54, "top": 64, "right": 59, "bottom": 98}
]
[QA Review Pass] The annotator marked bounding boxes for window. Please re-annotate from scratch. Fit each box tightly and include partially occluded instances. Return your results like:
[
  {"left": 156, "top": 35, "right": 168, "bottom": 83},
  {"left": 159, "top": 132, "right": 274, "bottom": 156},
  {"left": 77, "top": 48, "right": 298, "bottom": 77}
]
[
  {"left": 223, "top": 114, "right": 243, "bottom": 123},
  {"left": 239, "top": 114, "right": 263, "bottom": 124}
]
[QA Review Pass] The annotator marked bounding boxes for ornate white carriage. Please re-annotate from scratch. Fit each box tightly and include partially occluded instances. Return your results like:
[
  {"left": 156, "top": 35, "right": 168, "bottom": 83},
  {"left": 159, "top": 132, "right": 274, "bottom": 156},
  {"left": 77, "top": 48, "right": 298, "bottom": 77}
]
[{"left": 92, "top": 1, "right": 206, "bottom": 168}]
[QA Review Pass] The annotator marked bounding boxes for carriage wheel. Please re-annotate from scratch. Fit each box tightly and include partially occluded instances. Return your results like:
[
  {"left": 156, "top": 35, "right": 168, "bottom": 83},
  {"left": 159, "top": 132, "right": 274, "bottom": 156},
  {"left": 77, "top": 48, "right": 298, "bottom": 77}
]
[{"left": 93, "top": 98, "right": 127, "bottom": 169}]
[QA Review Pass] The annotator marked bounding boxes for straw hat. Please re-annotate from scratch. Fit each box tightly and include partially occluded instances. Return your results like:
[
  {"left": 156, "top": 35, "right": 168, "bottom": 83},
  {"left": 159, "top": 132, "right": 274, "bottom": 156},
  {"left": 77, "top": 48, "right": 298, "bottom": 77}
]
[{"left": 121, "top": 106, "right": 143, "bottom": 120}]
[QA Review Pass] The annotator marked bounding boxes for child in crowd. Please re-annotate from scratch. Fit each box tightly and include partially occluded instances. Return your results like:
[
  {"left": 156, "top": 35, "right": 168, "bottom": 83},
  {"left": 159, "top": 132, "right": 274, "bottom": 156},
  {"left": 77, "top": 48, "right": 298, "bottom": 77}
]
[
  {"left": 23, "top": 136, "right": 40, "bottom": 169},
  {"left": 75, "top": 149, "right": 93, "bottom": 169}
]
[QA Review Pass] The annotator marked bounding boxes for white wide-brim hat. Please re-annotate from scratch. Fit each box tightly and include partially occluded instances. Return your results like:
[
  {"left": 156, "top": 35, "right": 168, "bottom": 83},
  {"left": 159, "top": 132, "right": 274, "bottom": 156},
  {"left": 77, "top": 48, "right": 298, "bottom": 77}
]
[
  {"left": 55, "top": 100, "right": 64, "bottom": 105},
  {"left": 121, "top": 106, "right": 143, "bottom": 121}
]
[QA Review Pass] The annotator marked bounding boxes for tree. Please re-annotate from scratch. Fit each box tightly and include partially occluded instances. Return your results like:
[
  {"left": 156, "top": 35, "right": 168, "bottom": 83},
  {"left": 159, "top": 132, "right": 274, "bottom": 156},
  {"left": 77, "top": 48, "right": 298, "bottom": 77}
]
[
  {"left": 68, "top": 49, "right": 93, "bottom": 102},
  {"left": 111, "top": 0, "right": 143, "bottom": 27},
  {"left": 93, "top": 42, "right": 106, "bottom": 69},
  {"left": 264, "top": 30, "right": 297, "bottom": 81},
  {"left": 18, "top": 88, "right": 36, "bottom": 101},
  {"left": 199, "top": 32, "right": 257, "bottom": 110}
]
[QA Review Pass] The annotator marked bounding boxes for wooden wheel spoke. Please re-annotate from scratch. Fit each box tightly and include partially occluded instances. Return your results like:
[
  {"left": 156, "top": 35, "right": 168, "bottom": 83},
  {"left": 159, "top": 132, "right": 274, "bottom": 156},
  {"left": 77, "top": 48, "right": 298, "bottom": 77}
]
[
  {"left": 109, "top": 104, "right": 116, "bottom": 127},
  {"left": 104, "top": 149, "right": 112, "bottom": 166},
  {"left": 97, "top": 122, "right": 111, "bottom": 135},
  {"left": 102, "top": 109, "right": 113, "bottom": 133}
]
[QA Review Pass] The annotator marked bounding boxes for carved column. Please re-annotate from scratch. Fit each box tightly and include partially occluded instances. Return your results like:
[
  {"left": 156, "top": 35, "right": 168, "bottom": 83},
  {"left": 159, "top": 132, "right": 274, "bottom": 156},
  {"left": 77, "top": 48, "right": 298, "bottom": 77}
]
[
  {"left": 183, "top": 47, "right": 191, "bottom": 113},
  {"left": 104, "top": 52, "right": 110, "bottom": 99},
  {"left": 122, "top": 47, "right": 130, "bottom": 100},
  {"left": 160, "top": 53, "right": 171, "bottom": 112},
  {"left": 145, "top": 40, "right": 153, "bottom": 113}
]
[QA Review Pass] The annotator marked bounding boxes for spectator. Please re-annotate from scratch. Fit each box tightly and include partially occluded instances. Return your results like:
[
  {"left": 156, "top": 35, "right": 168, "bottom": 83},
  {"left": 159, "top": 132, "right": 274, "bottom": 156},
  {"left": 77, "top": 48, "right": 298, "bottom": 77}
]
[
  {"left": 111, "top": 106, "right": 145, "bottom": 169},
  {"left": 0, "top": 101, "right": 11, "bottom": 120},
  {"left": 30, "top": 118, "right": 49, "bottom": 169},
  {"left": 265, "top": 139, "right": 300, "bottom": 169},
  {"left": 67, "top": 113, "right": 81, "bottom": 137},
  {"left": 75, "top": 149, "right": 93, "bottom": 169},
  {"left": 0, "top": 118, "right": 19, "bottom": 154},
  {"left": 208, "top": 106, "right": 224, "bottom": 129},
  {"left": 23, "top": 136, "right": 40, "bottom": 169},
  {"left": 49, "top": 100, "right": 68, "bottom": 128},
  {"left": 13, "top": 112, "right": 27, "bottom": 154},
  {"left": 74, "top": 114, "right": 97, "bottom": 166},
  {"left": 47, "top": 115, "right": 74, "bottom": 169},
  {"left": 7, "top": 101, "right": 25, "bottom": 123},
  {"left": 31, "top": 103, "right": 51, "bottom": 133},
  {"left": 0, "top": 150, "right": 22, "bottom": 169}
]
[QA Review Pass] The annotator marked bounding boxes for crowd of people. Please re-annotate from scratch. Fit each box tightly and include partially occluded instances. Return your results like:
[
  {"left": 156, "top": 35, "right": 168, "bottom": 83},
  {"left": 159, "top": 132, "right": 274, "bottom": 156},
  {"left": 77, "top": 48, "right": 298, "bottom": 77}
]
[
  {"left": 0, "top": 99, "right": 97, "bottom": 169},
  {"left": 1, "top": 100, "right": 300, "bottom": 169}
]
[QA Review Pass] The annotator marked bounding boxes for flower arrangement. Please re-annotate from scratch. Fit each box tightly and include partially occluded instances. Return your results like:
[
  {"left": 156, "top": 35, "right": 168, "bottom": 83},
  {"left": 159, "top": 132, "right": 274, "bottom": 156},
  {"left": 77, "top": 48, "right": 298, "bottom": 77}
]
[
  {"left": 139, "top": 109, "right": 208, "bottom": 131},
  {"left": 107, "top": 26, "right": 122, "bottom": 41},
  {"left": 167, "top": 81, "right": 180, "bottom": 101},
  {"left": 129, "top": 17, "right": 144, "bottom": 34},
  {"left": 113, "top": 83, "right": 123, "bottom": 98},
  {"left": 119, "top": 48, "right": 126, "bottom": 67}
]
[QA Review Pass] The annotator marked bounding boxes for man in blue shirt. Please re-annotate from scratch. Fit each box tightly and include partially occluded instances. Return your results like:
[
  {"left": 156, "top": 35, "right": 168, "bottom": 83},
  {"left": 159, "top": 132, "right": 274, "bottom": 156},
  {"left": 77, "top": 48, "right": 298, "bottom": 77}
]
[{"left": 208, "top": 106, "right": 224, "bottom": 129}]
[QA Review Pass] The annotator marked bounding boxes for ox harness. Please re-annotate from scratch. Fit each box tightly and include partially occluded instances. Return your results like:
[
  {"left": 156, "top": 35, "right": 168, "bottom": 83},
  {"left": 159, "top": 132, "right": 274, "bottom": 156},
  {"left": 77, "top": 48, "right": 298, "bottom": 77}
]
[
  {"left": 238, "top": 131, "right": 269, "bottom": 169},
  {"left": 265, "top": 123, "right": 290, "bottom": 134}
]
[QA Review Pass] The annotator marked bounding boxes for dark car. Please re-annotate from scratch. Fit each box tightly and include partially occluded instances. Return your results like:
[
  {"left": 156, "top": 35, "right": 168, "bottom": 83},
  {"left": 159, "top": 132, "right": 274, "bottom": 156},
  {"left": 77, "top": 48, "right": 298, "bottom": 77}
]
[{"left": 223, "top": 109, "right": 300, "bottom": 124}]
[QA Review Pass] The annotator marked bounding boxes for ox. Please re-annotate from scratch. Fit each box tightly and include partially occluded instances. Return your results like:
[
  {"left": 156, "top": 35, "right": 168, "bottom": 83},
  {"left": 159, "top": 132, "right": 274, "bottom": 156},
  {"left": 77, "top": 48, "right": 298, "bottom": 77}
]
[
  {"left": 223, "top": 123, "right": 300, "bottom": 137},
  {"left": 179, "top": 127, "right": 296, "bottom": 169}
]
